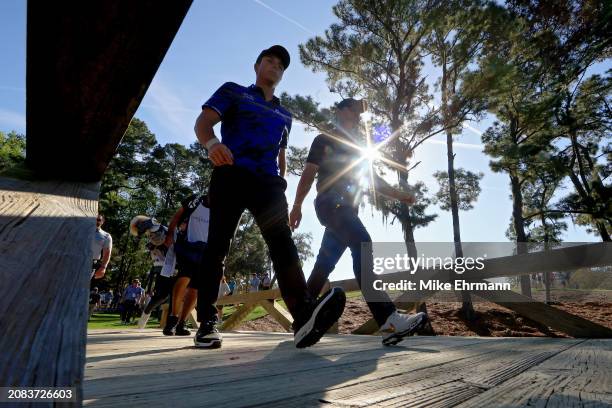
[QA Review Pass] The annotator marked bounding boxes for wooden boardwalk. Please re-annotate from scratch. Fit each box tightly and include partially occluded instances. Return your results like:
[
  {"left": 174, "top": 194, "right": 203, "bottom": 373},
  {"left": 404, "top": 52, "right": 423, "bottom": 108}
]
[{"left": 84, "top": 330, "right": 612, "bottom": 407}]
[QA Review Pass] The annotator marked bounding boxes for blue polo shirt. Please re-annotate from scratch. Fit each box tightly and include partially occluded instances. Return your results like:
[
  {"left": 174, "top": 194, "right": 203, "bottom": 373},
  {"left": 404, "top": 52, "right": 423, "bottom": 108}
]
[{"left": 203, "top": 82, "right": 292, "bottom": 176}]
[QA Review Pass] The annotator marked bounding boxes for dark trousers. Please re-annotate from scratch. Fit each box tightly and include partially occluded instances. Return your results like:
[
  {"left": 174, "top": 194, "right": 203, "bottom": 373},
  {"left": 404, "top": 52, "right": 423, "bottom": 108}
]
[
  {"left": 144, "top": 275, "right": 175, "bottom": 314},
  {"left": 195, "top": 166, "right": 313, "bottom": 323},
  {"left": 308, "top": 193, "right": 396, "bottom": 326},
  {"left": 145, "top": 265, "right": 163, "bottom": 294},
  {"left": 121, "top": 299, "right": 138, "bottom": 322}
]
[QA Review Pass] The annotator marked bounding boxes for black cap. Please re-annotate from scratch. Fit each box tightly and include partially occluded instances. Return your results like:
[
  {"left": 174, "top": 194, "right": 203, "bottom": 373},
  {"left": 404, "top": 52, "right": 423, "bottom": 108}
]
[
  {"left": 336, "top": 98, "right": 367, "bottom": 113},
  {"left": 256, "top": 45, "right": 290, "bottom": 70}
]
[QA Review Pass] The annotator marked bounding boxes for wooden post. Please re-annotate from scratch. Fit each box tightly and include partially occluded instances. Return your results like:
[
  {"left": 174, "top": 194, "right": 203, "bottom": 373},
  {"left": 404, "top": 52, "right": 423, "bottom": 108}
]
[
  {"left": 3, "top": 1, "right": 194, "bottom": 403},
  {"left": 221, "top": 303, "right": 259, "bottom": 332},
  {"left": 260, "top": 300, "right": 293, "bottom": 332},
  {"left": 0, "top": 178, "right": 98, "bottom": 398}
]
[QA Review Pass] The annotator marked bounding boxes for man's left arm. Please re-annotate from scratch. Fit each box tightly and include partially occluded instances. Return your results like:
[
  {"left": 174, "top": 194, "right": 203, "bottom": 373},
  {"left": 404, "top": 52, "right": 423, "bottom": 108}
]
[
  {"left": 94, "top": 236, "right": 112, "bottom": 279},
  {"left": 278, "top": 147, "right": 287, "bottom": 178}
]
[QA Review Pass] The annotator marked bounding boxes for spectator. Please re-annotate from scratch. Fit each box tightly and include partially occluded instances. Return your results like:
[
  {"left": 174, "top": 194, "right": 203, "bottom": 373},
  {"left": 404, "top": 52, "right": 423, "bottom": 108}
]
[
  {"left": 121, "top": 279, "right": 144, "bottom": 324},
  {"left": 105, "top": 290, "right": 114, "bottom": 309},
  {"left": 228, "top": 279, "right": 236, "bottom": 295},
  {"left": 262, "top": 274, "right": 271, "bottom": 290},
  {"left": 88, "top": 287, "right": 101, "bottom": 321},
  {"left": 250, "top": 274, "right": 260, "bottom": 293},
  {"left": 91, "top": 214, "right": 112, "bottom": 280}
]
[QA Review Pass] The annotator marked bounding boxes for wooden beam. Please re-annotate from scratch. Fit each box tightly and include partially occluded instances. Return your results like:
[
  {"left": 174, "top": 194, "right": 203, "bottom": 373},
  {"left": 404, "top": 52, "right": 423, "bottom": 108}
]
[
  {"left": 259, "top": 300, "right": 293, "bottom": 332},
  {"left": 472, "top": 288, "right": 612, "bottom": 338},
  {"left": 0, "top": 177, "right": 98, "bottom": 399},
  {"left": 221, "top": 303, "right": 258, "bottom": 332},
  {"left": 216, "top": 289, "right": 281, "bottom": 306},
  {"left": 343, "top": 243, "right": 612, "bottom": 287},
  {"left": 26, "top": 0, "right": 193, "bottom": 181},
  {"left": 468, "top": 243, "right": 612, "bottom": 280}
]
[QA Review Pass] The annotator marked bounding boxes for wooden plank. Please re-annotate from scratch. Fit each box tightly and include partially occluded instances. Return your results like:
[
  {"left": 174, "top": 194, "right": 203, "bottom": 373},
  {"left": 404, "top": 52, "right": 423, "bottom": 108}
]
[
  {"left": 83, "top": 335, "right": 465, "bottom": 386},
  {"left": 455, "top": 339, "right": 612, "bottom": 407},
  {"left": 221, "top": 302, "right": 258, "bottom": 331},
  {"left": 0, "top": 178, "right": 99, "bottom": 400},
  {"left": 83, "top": 334, "right": 491, "bottom": 402},
  {"left": 83, "top": 332, "right": 460, "bottom": 381},
  {"left": 259, "top": 300, "right": 293, "bottom": 332},
  {"left": 26, "top": 0, "right": 193, "bottom": 181},
  {"left": 83, "top": 336, "right": 559, "bottom": 406},
  {"left": 267, "top": 338, "right": 579, "bottom": 408},
  {"left": 423, "top": 375, "right": 610, "bottom": 408},
  {"left": 532, "top": 339, "right": 612, "bottom": 395}
]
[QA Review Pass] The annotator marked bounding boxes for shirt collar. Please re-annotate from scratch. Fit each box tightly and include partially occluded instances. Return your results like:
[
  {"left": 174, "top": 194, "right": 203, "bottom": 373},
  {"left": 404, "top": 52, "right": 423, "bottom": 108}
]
[{"left": 249, "top": 84, "right": 280, "bottom": 106}]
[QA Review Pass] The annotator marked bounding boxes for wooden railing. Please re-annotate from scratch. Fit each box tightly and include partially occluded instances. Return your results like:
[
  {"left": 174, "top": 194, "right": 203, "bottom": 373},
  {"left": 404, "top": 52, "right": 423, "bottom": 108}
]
[{"left": 213, "top": 243, "right": 612, "bottom": 338}]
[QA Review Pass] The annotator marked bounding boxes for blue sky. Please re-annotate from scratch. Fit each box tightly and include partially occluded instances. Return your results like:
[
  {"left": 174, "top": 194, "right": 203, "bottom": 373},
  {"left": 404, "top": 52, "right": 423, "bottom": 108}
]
[{"left": 0, "top": 1, "right": 606, "bottom": 280}]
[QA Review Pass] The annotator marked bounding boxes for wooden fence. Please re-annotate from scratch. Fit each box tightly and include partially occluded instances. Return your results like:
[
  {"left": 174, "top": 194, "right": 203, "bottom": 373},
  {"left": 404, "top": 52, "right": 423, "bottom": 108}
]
[{"left": 209, "top": 243, "right": 612, "bottom": 338}]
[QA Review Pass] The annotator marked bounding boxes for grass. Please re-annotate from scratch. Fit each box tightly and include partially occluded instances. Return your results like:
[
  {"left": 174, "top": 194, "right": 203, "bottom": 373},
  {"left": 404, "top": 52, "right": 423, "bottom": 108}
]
[{"left": 87, "top": 312, "right": 161, "bottom": 330}]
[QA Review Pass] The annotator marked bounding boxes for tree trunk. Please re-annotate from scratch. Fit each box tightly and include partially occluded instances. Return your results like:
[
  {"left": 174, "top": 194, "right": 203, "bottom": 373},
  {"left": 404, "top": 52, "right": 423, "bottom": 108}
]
[
  {"left": 396, "top": 157, "right": 425, "bottom": 315},
  {"left": 510, "top": 173, "right": 532, "bottom": 297},
  {"left": 398, "top": 171, "right": 418, "bottom": 259},
  {"left": 446, "top": 131, "right": 475, "bottom": 319},
  {"left": 540, "top": 212, "right": 551, "bottom": 304},
  {"left": 440, "top": 53, "right": 474, "bottom": 320},
  {"left": 596, "top": 221, "right": 611, "bottom": 242}
]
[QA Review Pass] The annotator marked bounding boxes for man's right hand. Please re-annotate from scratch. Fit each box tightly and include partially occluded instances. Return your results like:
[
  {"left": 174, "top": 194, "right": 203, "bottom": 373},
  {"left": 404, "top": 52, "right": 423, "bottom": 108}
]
[
  {"left": 208, "top": 143, "right": 234, "bottom": 166},
  {"left": 289, "top": 205, "right": 302, "bottom": 231}
]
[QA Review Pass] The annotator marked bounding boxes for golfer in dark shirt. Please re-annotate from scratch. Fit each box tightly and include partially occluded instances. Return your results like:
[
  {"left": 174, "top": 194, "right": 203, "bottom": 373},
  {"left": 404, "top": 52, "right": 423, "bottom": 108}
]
[{"left": 290, "top": 98, "right": 428, "bottom": 346}]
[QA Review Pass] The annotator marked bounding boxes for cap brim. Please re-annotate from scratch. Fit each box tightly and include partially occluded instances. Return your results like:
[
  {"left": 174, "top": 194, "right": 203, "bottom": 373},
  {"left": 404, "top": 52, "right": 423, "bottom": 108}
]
[{"left": 262, "top": 45, "right": 290, "bottom": 69}]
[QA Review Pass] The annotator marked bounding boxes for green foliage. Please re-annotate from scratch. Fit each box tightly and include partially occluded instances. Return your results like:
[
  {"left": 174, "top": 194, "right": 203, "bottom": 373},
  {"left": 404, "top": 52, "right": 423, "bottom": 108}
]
[
  {"left": 0, "top": 130, "right": 26, "bottom": 172},
  {"left": 433, "top": 169, "right": 484, "bottom": 211},
  {"left": 375, "top": 180, "right": 437, "bottom": 229},
  {"left": 286, "top": 146, "right": 309, "bottom": 177},
  {"left": 553, "top": 71, "right": 612, "bottom": 240}
]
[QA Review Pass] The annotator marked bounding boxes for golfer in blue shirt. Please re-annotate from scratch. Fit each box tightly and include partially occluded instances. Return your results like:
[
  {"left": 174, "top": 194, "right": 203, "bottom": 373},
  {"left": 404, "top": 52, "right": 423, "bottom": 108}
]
[{"left": 193, "top": 45, "right": 346, "bottom": 349}]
